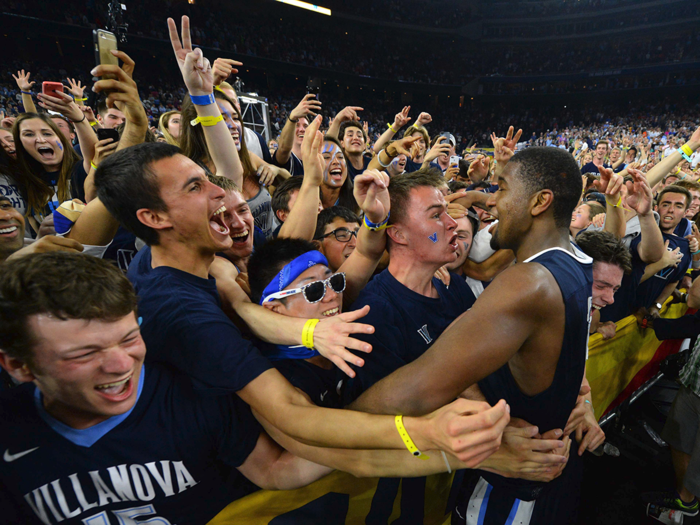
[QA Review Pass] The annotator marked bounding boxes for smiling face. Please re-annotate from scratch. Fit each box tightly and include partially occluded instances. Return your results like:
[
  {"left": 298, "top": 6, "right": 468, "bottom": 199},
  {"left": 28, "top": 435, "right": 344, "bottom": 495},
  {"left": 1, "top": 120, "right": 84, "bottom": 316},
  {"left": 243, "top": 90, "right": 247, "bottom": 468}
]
[
  {"left": 686, "top": 189, "right": 700, "bottom": 218},
  {"left": 476, "top": 206, "right": 496, "bottom": 231},
  {"left": 388, "top": 154, "right": 407, "bottom": 177},
  {"left": 0, "top": 129, "right": 15, "bottom": 157},
  {"left": 272, "top": 264, "right": 343, "bottom": 319},
  {"left": 167, "top": 114, "right": 181, "bottom": 139},
  {"left": 321, "top": 140, "right": 347, "bottom": 188},
  {"left": 220, "top": 189, "right": 255, "bottom": 260},
  {"left": 656, "top": 191, "right": 689, "bottom": 233},
  {"left": 294, "top": 119, "right": 309, "bottom": 148},
  {"left": 0, "top": 197, "right": 25, "bottom": 261},
  {"left": 18, "top": 117, "right": 64, "bottom": 170},
  {"left": 218, "top": 101, "right": 243, "bottom": 151},
  {"left": 341, "top": 126, "right": 365, "bottom": 155},
  {"left": 488, "top": 163, "right": 533, "bottom": 252},
  {"left": 24, "top": 312, "right": 145, "bottom": 429},
  {"left": 319, "top": 218, "right": 360, "bottom": 272},
  {"left": 595, "top": 143, "right": 608, "bottom": 160},
  {"left": 444, "top": 216, "right": 475, "bottom": 272},
  {"left": 591, "top": 262, "right": 624, "bottom": 313},
  {"left": 571, "top": 203, "right": 593, "bottom": 231},
  {"left": 393, "top": 186, "right": 458, "bottom": 266},
  {"left": 147, "top": 154, "right": 231, "bottom": 253}
]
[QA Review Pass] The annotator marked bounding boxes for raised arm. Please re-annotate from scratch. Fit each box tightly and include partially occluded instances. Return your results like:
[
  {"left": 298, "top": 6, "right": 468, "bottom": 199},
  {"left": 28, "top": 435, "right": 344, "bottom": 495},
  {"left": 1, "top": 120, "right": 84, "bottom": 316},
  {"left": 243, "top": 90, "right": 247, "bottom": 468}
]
[
  {"left": 625, "top": 168, "right": 664, "bottom": 263},
  {"left": 373, "top": 106, "right": 411, "bottom": 155},
  {"left": 327, "top": 106, "right": 363, "bottom": 141},
  {"left": 276, "top": 94, "right": 321, "bottom": 166},
  {"left": 644, "top": 126, "right": 700, "bottom": 188},
  {"left": 12, "top": 70, "right": 37, "bottom": 114},
  {"left": 168, "top": 16, "right": 243, "bottom": 187},
  {"left": 594, "top": 166, "right": 625, "bottom": 240},
  {"left": 368, "top": 135, "right": 420, "bottom": 173}
]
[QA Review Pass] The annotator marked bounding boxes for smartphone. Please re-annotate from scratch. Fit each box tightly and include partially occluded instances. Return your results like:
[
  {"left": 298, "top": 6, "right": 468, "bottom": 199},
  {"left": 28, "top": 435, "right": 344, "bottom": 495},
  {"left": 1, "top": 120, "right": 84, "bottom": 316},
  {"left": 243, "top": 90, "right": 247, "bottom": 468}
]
[
  {"left": 42, "top": 82, "right": 64, "bottom": 99},
  {"left": 96, "top": 128, "right": 120, "bottom": 143},
  {"left": 449, "top": 155, "right": 461, "bottom": 167},
  {"left": 306, "top": 85, "right": 320, "bottom": 102},
  {"left": 93, "top": 29, "right": 118, "bottom": 80}
]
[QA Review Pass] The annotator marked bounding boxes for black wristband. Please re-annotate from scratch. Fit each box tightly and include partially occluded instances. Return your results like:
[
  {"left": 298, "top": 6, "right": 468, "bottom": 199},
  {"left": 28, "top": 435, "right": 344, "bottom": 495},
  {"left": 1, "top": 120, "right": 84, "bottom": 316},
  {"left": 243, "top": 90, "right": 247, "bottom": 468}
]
[
  {"left": 70, "top": 113, "right": 86, "bottom": 124},
  {"left": 288, "top": 116, "right": 299, "bottom": 123}
]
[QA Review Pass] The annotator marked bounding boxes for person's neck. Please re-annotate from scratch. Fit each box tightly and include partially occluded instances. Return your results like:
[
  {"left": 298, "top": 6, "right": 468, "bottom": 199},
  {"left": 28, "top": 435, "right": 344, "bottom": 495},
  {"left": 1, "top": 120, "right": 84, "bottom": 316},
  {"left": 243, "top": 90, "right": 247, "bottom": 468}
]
[
  {"left": 42, "top": 161, "right": 61, "bottom": 173},
  {"left": 292, "top": 142, "right": 303, "bottom": 159},
  {"left": 43, "top": 396, "right": 108, "bottom": 430},
  {"left": 387, "top": 253, "right": 441, "bottom": 298},
  {"left": 346, "top": 151, "right": 364, "bottom": 170},
  {"left": 321, "top": 185, "right": 341, "bottom": 208},
  {"left": 661, "top": 226, "right": 675, "bottom": 235},
  {"left": 513, "top": 225, "right": 573, "bottom": 263},
  {"left": 437, "top": 157, "right": 449, "bottom": 170},
  {"left": 151, "top": 241, "right": 213, "bottom": 279},
  {"left": 593, "top": 157, "right": 604, "bottom": 166}
]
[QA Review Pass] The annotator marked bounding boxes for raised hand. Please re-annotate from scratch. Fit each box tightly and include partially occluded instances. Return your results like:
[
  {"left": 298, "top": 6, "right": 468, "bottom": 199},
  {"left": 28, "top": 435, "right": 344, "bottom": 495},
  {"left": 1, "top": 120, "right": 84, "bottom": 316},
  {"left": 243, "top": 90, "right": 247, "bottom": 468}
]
[
  {"left": 91, "top": 138, "right": 119, "bottom": 168},
  {"left": 212, "top": 57, "right": 242, "bottom": 86},
  {"left": 66, "top": 78, "right": 85, "bottom": 99},
  {"left": 300, "top": 114, "right": 325, "bottom": 187},
  {"left": 335, "top": 106, "right": 363, "bottom": 123},
  {"left": 313, "top": 305, "right": 374, "bottom": 377},
  {"left": 592, "top": 166, "right": 623, "bottom": 201},
  {"left": 91, "top": 51, "right": 146, "bottom": 125},
  {"left": 290, "top": 93, "right": 322, "bottom": 122},
  {"left": 393, "top": 106, "right": 411, "bottom": 129},
  {"left": 12, "top": 69, "right": 34, "bottom": 92},
  {"left": 416, "top": 112, "right": 432, "bottom": 127},
  {"left": 501, "top": 125, "right": 522, "bottom": 152},
  {"left": 36, "top": 91, "right": 83, "bottom": 122},
  {"left": 468, "top": 155, "right": 490, "bottom": 182},
  {"left": 353, "top": 169, "right": 390, "bottom": 224},
  {"left": 491, "top": 136, "right": 514, "bottom": 164},
  {"left": 625, "top": 168, "right": 653, "bottom": 216},
  {"left": 424, "top": 140, "right": 451, "bottom": 164},
  {"left": 167, "top": 16, "right": 214, "bottom": 96},
  {"left": 386, "top": 134, "right": 422, "bottom": 158}
]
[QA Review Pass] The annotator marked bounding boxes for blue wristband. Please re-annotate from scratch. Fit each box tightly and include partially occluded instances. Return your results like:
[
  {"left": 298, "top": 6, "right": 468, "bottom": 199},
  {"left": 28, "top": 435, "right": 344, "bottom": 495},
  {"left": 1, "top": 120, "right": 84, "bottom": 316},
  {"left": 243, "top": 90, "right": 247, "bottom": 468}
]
[
  {"left": 693, "top": 250, "right": 700, "bottom": 255},
  {"left": 189, "top": 93, "right": 216, "bottom": 106},
  {"left": 363, "top": 212, "right": 390, "bottom": 231},
  {"left": 21, "top": 91, "right": 33, "bottom": 95}
]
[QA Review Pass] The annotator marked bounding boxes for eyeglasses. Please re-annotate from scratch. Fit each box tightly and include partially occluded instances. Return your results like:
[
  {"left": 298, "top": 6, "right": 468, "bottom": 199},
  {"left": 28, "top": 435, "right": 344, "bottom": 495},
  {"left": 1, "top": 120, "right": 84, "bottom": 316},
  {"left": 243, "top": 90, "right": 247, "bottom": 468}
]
[
  {"left": 315, "top": 228, "right": 359, "bottom": 243},
  {"left": 262, "top": 273, "right": 346, "bottom": 304}
]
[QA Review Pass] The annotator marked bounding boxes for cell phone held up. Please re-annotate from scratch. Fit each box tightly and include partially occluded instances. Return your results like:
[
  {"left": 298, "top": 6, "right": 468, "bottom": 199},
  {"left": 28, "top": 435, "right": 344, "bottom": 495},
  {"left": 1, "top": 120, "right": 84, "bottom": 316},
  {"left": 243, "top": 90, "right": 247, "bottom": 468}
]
[
  {"left": 41, "top": 82, "right": 65, "bottom": 99},
  {"left": 93, "top": 29, "right": 118, "bottom": 81},
  {"left": 96, "top": 128, "right": 120, "bottom": 145}
]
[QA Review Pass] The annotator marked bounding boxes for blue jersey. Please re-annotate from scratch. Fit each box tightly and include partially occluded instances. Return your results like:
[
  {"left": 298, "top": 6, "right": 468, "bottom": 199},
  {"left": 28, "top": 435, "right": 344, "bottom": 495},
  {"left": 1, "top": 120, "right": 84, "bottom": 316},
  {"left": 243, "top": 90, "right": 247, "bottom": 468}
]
[
  {"left": 127, "top": 247, "right": 271, "bottom": 394},
  {"left": 341, "top": 269, "right": 477, "bottom": 405},
  {"left": 272, "top": 150, "right": 304, "bottom": 177},
  {"left": 346, "top": 155, "right": 371, "bottom": 181},
  {"left": 478, "top": 247, "right": 592, "bottom": 501},
  {"left": 0, "top": 366, "right": 261, "bottom": 525},
  {"left": 633, "top": 232, "right": 690, "bottom": 310}
]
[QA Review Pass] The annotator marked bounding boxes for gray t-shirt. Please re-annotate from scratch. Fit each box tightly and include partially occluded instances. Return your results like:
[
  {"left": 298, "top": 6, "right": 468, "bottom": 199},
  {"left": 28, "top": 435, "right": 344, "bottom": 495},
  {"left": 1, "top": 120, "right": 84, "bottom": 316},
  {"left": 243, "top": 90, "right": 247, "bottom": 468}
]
[{"left": 247, "top": 186, "right": 279, "bottom": 239}]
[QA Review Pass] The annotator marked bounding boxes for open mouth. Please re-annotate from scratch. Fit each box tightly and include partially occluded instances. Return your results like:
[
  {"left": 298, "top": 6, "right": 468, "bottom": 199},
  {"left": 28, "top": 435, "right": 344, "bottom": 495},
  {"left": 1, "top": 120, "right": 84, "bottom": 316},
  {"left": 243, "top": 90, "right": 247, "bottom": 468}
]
[
  {"left": 37, "top": 146, "right": 55, "bottom": 160},
  {"left": 95, "top": 374, "right": 133, "bottom": 401},
  {"left": 448, "top": 234, "right": 458, "bottom": 251},
  {"left": 0, "top": 225, "right": 19, "bottom": 237},
  {"left": 230, "top": 228, "right": 250, "bottom": 244},
  {"left": 329, "top": 168, "right": 343, "bottom": 183},
  {"left": 209, "top": 205, "right": 230, "bottom": 235},
  {"left": 322, "top": 306, "right": 340, "bottom": 317}
]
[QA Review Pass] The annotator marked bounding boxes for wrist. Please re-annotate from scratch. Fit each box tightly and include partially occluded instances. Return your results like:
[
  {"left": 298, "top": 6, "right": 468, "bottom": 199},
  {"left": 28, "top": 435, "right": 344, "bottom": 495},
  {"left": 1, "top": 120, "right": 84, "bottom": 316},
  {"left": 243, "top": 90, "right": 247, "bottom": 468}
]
[
  {"left": 402, "top": 415, "right": 431, "bottom": 451},
  {"left": 189, "top": 93, "right": 215, "bottom": 106},
  {"left": 385, "top": 145, "right": 398, "bottom": 158}
]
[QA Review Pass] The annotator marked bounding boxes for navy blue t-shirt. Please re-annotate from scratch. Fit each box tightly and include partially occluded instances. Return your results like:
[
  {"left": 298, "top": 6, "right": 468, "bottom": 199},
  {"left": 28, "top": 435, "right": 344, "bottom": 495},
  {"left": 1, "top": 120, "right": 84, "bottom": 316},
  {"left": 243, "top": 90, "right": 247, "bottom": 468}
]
[
  {"left": 466, "top": 183, "right": 499, "bottom": 193},
  {"left": 127, "top": 247, "right": 271, "bottom": 394},
  {"left": 341, "top": 269, "right": 476, "bottom": 405},
  {"left": 346, "top": 155, "right": 372, "bottom": 182},
  {"left": 272, "top": 150, "right": 304, "bottom": 177},
  {"left": 633, "top": 232, "right": 690, "bottom": 310},
  {"left": 0, "top": 366, "right": 261, "bottom": 525},
  {"left": 102, "top": 226, "right": 138, "bottom": 271},
  {"left": 580, "top": 161, "right": 611, "bottom": 176},
  {"left": 405, "top": 159, "right": 422, "bottom": 173}
]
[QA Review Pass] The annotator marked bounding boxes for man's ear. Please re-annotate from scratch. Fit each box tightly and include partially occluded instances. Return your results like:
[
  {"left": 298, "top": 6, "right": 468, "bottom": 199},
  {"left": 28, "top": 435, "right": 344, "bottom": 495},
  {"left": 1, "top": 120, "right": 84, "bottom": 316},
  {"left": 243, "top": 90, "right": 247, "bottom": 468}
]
[
  {"left": 530, "top": 190, "right": 555, "bottom": 218},
  {"left": 136, "top": 208, "right": 172, "bottom": 231},
  {"left": 276, "top": 209, "right": 288, "bottom": 223},
  {"left": 386, "top": 224, "right": 407, "bottom": 246},
  {"left": 313, "top": 240, "right": 324, "bottom": 253},
  {"left": 0, "top": 351, "right": 35, "bottom": 384},
  {"left": 262, "top": 300, "right": 284, "bottom": 315}
]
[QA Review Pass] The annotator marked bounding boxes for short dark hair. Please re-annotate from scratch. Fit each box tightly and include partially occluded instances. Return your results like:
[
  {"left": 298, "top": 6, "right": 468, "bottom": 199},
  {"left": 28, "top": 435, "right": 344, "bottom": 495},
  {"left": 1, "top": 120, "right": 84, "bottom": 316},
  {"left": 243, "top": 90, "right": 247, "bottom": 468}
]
[
  {"left": 339, "top": 121, "right": 367, "bottom": 145},
  {"left": 658, "top": 185, "right": 692, "bottom": 210},
  {"left": 448, "top": 180, "right": 470, "bottom": 193},
  {"left": 0, "top": 253, "right": 138, "bottom": 364},
  {"left": 207, "top": 174, "right": 240, "bottom": 193},
  {"left": 271, "top": 177, "right": 304, "bottom": 219},
  {"left": 314, "top": 206, "right": 361, "bottom": 239},
  {"left": 388, "top": 168, "right": 447, "bottom": 226},
  {"left": 95, "top": 142, "right": 180, "bottom": 246},
  {"left": 248, "top": 237, "right": 319, "bottom": 304},
  {"left": 457, "top": 159, "right": 471, "bottom": 179},
  {"left": 508, "top": 147, "right": 583, "bottom": 229},
  {"left": 575, "top": 230, "right": 632, "bottom": 274}
]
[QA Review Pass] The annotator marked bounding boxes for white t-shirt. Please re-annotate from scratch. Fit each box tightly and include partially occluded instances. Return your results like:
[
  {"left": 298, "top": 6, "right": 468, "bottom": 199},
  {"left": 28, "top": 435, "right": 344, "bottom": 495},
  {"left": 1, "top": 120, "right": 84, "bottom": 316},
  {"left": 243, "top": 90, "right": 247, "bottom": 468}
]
[{"left": 469, "top": 221, "right": 498, "bottom": 264}]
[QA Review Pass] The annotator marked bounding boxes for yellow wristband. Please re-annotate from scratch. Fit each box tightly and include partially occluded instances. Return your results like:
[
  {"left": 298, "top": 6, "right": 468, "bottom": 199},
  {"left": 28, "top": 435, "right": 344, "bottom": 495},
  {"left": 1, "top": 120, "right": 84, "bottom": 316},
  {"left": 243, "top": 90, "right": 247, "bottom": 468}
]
[
  {"left": 302, "top": 319, "right": 319, "bottom": 349},
  {"left": 681, "top": 144, "right": 694, "bottom": 157},
  {"left": 387, "top": 123, "right": 398, "bottom": 133},
  {"left": 90, "top": 162, "right": 98, "bottom": 170},
  {"left": 190, "top": 115, "right": 224, "bottom": 127},
  {"left": 395, "top": 415, "right": 429, "bottom": 460},
  {"left": 90, "top": 121, "right": 98, "bottom": 127}
]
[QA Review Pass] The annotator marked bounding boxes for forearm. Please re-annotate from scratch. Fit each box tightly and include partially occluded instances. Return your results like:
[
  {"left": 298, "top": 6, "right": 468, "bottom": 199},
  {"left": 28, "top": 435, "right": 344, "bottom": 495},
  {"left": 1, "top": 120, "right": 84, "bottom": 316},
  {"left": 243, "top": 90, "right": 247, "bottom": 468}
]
[
  {"left": 645, "top": 150, "right": 687, "bottom": 188},
  {"left": 637, "top": 213, "right": 665, "bottom": 263},
  {"left": 373, "top": 127, "right": 396, "bottom": 155},
  {"left": 602, "top": 200, "right": 625, "bottom": 239},
  {"left": 84, "top": 166, "right": 97, "bottom": 203},
  {"left": 688, "top": 276, "right": 700, "bottom": 309},
  {"left": 368, "top": 149, "right": 392, "bottom": 173},
  {"left": 462, "top": 250, "right": 515, "bottom": 281},
  {"left": 453, "top": 192, "right": 491, "bottom": 210},
  {"left": 327, "top": 119, "right": 343, "bottom": 141},
  {"left": 275, "top": 119, "right": 296, "bottom": 165},
  {"left": 641, "top": 260, "right": 668, "bottom": 283},
  {"left": 589, "top": 309, "right": 600, "bottom": 334},
  {"left": 65, "top": 198, "right": 119, "bottom": 246},
  {"left": 21, "top": 93, "right": 37, "bottom": 114},
  {"left": 341, "top": 226, "right": 386, "bottom": 305},
  {"left": 655, "top": 281, "right": 679, "bottom": 307},
  {"left": 74, "top": 119, "right": 98, "bottom": 172},
  {"left": 198, "top": 101, "right": 243, "bottom": 186},
  {"left": 278, "top": 183, "right": 320, "bottom": 240}
]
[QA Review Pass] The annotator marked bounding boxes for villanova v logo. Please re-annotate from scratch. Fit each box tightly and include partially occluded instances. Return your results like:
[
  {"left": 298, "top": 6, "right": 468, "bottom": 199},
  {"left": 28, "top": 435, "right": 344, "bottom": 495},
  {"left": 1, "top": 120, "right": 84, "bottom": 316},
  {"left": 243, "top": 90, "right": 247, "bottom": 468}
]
[{"left": 417, "top": 324, "right": 432, "bottom": 344}]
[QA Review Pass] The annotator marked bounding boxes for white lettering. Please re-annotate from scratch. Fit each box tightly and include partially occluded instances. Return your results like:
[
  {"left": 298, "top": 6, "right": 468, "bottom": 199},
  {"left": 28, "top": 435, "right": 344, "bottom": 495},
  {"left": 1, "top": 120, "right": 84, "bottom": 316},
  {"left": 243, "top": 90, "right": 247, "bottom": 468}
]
[
  {"left": 24, "top": 489, "right": 51, "bottom": 525},
  {"left": 39, "top": 483, "right": 65, "bottom": 522},
  {"left": 145, "top": 461, "right": 175, "bottom": 497},
  {"left": 50, "top": 480, "right": 82, "bottom": 519},
  {"left": 130, "top": 464, "right": 156, "bottom": 501},
  {"left": 173, "top": 461, "right": 199, "bottom": 493},
  {"left": 107, "top": 464, "right": 138, "bottom": 502},
  {"left": 88, "top": 471, "right": 121, "bottom": 506},
  {"left": 69, "top": 473, "right": 98, "bottom": 513}
]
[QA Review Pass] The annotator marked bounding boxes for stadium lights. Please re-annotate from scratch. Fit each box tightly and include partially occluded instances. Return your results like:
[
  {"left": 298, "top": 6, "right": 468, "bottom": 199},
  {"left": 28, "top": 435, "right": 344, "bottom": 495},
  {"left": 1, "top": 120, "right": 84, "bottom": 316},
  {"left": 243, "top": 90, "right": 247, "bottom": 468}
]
[{"left": 276, "top": 0, "right": 331, "bottom": 16}]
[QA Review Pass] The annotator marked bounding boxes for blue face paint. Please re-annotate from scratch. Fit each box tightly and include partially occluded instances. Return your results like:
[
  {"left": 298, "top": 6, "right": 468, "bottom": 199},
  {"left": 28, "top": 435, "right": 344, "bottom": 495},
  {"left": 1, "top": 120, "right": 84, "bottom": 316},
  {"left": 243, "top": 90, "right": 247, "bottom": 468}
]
[
  {"left": 55, "top": 140, "right": 63, "bottom": 151},
  {"left": 429, "top": 232, "right": 438, "bottom": 243}
]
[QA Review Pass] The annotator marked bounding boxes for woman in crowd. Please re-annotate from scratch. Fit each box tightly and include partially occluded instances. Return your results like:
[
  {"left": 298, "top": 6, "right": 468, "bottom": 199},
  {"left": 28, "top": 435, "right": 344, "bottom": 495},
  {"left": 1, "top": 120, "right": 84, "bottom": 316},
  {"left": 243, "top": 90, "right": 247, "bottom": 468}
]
[
  {"left": 570, "top": 200, "right": 606, "bottom": 238},
  {"left": 159, "top": 110, "right": 182, "bottom": 146},
  {"left": 319, "top": 136, "right": 360, "bottom": 214}
]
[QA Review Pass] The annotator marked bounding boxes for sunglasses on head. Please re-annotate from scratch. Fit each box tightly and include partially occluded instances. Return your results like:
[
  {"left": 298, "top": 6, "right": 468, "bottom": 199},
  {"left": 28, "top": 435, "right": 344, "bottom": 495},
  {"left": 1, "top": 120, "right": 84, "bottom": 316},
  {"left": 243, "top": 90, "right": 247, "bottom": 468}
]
[{"left": 263, "top": 272, "right": 346, "bottom": 304}]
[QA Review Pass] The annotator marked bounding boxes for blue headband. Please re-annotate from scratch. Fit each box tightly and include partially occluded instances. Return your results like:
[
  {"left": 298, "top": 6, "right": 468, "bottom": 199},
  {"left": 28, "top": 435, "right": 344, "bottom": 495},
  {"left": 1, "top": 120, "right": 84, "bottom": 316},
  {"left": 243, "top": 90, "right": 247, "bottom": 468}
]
[{"left": 259, "top": 250, "right": 329, "bottom": 305}]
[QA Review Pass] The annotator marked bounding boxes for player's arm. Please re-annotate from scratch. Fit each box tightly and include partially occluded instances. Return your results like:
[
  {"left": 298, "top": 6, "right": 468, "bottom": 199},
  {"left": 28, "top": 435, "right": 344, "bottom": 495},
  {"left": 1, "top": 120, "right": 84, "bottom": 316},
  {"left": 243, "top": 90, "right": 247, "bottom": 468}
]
[
  {"left": 238, "top": 369, "right": 510, "bottom": 466},
  {"left": 348, "top": 263, "right": 554, "bottom": 416},
  {"left": 337, "top": 170, "right": 390, "bottom": 307},
  {"left": 462, "top": 250, "right": 515, "bottom": 282},
  {"left": 643, "top": 125, "right": 700, "bottom": 188}
]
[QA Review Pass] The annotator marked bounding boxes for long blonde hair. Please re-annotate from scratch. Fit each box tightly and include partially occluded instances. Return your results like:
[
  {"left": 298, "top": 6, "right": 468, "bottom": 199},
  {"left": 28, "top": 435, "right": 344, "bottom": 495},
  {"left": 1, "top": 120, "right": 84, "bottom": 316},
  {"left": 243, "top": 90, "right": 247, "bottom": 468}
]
[{"left": 158, "top": 111, "right": 181, "bottom": 146}]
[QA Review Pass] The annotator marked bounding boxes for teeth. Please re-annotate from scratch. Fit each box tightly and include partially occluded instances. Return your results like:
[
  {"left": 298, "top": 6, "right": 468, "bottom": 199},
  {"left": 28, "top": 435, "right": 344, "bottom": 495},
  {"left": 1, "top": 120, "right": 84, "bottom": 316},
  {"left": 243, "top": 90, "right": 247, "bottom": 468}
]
[
  {"left": 213, "top": 205, "right": 226, "bottom": 216},
  {"left": 322, "top": 307, "right": 339, "bottom": 317},
  {"left": 232, "top": 229, "right": 249, "bottom": 238},
  {"left": 0, "top": 226, "right": 17, "bottom": 234},
  {"left": 96, "top": 375, "right": 131, "bottom": 391},
  {"left": 592, "top": 305, "right": 602, "bottom": 310}
]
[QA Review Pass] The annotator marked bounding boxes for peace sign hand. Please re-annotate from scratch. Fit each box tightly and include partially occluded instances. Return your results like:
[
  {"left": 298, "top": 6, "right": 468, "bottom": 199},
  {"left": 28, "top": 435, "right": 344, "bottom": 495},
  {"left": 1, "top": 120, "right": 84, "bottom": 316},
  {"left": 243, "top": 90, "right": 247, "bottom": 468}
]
[{"left": 167, "top": 16, "right": 213, "bottom": 96}]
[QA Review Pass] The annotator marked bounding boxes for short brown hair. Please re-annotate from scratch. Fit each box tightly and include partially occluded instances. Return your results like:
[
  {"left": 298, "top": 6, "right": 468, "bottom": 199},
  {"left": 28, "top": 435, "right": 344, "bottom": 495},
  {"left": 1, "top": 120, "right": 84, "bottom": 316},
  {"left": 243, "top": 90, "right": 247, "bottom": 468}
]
[
  {"left": 671, "top": 179, "right": 700, "bottom": 193},
  {"left": 388, "top": 168, "right": 446, "bottom": 226},
  {"left": 0, "top": 253, "right": 138, "bottom": 363},
  {"left": 575, "top": 230, "right": 632, "bottom": 274},
  {"left": 596, "top": 140, "right": 609, "bottom": 150},
  {"left": 658, "top": 185, "right": 692, "bottom": 210},
  {"left": 339, "top": 121, "right": 367, "bottom": 145},
  {"left": 585, "top": 201, "right": 606, "bottom": 219}
]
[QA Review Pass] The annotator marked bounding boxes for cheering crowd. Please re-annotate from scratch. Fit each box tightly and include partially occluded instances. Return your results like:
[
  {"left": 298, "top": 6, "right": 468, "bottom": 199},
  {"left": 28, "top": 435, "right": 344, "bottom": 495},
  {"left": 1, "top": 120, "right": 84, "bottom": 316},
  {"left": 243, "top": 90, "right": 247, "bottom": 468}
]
[{"left": 2, "top": 10, "right": 700, "bottom": 525}]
